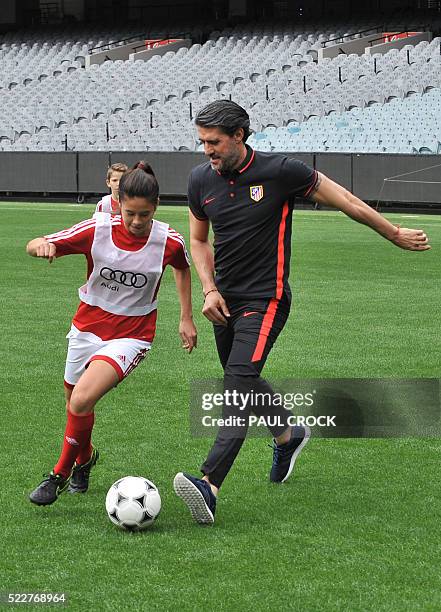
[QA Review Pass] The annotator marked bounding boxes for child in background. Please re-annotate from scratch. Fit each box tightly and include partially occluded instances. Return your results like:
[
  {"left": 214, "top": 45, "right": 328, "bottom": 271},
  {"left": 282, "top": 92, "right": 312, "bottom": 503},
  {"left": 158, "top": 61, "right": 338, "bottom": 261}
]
[{"left": 95, "top": 162, "right": 128, "bottom": 214}]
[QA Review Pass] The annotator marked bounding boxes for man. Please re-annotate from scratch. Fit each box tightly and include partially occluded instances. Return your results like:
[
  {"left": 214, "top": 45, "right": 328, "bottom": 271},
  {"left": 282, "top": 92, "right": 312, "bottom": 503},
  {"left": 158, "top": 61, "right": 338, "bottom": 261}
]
[{"left": 173, "top": 100, "right": 430, "bottom": 525}]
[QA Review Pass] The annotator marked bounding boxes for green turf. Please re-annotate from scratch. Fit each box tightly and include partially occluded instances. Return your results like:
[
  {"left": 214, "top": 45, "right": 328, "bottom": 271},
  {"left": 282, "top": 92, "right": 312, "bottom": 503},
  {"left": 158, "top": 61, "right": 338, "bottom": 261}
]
[{"left": 1, "top": 202, "right": 440, "bottom": 611}]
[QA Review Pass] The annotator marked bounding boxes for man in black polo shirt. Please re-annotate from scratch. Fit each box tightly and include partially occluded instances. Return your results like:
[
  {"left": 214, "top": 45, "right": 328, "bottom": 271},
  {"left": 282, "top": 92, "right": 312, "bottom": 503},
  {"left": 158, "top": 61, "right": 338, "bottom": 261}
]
[{"left": 173, "top": 100, "right": 430, "bottom": 525}]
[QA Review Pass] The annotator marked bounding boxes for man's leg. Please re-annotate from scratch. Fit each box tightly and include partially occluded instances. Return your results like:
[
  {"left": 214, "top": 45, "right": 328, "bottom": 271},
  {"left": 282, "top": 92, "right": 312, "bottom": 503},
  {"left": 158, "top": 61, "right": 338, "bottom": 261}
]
[
  {"left": 241, "top": 295, "right": 310, "bottom": 483},
  {"left": 200, "top": 295, "right": 296, "bottom": 489},
  {"left": 174, "top": 305, "right": 284, "bottom": 522},
  {"left": 174, "top": 316, "right": 241, "bottom": 523},
  {"left": 175, "top": 293, "right": 309, "bottom": 522}
]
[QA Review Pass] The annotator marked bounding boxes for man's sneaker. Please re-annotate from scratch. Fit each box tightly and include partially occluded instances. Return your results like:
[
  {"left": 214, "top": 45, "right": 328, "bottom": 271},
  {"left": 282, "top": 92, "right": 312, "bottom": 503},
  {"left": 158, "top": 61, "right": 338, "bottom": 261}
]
[
  {"left": 270, "top": 425, "right": 311, "bottom": 483},
  {"left": 68, "top": 447, "right": 99, "bottom": 494},
  {"left": 29, "top": 472, "right": 70, "bottom": 506},
  {"left": 173, "top": 472, "right": 216, "bottom": 524}
]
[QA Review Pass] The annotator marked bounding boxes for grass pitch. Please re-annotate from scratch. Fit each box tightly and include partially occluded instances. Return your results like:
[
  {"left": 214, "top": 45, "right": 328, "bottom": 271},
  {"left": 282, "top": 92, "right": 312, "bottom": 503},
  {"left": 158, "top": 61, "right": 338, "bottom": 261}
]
[{"left": 1, "top": 202, "right": 440, "bottom": 611}]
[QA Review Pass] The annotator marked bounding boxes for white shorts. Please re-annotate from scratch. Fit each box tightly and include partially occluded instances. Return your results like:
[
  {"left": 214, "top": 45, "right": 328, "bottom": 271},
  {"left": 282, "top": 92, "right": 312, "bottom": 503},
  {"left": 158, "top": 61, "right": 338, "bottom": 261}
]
[{"left": 64, "top": 325, "right": 151, "bottom": 389}]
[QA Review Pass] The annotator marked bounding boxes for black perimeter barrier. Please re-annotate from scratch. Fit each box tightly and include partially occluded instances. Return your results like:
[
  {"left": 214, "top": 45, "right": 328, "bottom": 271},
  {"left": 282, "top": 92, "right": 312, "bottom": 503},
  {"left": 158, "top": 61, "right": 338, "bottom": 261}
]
[{"left": 0, "top": 151, "right": 440, "bottom": 207}]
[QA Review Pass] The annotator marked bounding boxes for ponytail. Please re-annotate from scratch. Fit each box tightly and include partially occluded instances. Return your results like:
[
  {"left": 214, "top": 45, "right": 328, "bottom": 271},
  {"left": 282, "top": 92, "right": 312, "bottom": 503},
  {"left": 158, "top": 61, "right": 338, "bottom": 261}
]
[
  {"left": 134, "top": 160, "right": 155, "bottom": 175},
  {"left": 119, "top": 160, "right": 159, "bottom": 203}
]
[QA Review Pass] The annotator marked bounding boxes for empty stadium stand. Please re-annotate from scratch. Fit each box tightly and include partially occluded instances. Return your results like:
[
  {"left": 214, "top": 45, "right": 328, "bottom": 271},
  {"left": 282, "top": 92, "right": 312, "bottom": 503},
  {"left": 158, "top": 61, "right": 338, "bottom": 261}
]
[{"left": 0, "top": 15, "right": 440, "bottom": 154}]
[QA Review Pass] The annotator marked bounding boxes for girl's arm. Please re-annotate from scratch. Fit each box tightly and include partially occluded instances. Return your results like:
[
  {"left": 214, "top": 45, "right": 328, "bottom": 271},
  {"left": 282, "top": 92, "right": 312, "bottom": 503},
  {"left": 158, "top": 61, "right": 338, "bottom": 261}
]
[
  {"left": 173, "top": 267, "right": 197, "bottom": 354},
  {"left": 26, "top": 237, "right": 57, "bottom": 263}
]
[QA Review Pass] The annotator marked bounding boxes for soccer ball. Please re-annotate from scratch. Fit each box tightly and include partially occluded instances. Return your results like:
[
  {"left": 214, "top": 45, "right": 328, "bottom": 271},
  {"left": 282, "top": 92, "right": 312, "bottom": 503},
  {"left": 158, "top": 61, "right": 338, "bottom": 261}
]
[{"left": 105, "top": 476, "right": 161, "bottom": 531}]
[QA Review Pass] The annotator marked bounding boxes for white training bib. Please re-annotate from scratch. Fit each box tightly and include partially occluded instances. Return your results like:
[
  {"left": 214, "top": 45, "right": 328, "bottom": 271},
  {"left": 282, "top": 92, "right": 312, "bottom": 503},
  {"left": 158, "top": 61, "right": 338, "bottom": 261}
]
[
  {"left": 79, "top": 213, "right": 168, "bottom": 316},
  {"left": 95, "top": 194, "right": 111, "bottom": 214}
]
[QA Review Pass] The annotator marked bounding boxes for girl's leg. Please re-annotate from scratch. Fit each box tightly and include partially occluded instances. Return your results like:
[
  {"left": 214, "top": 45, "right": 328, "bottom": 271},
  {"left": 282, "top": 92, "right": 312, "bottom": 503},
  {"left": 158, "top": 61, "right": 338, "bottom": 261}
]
[
  {"left": 65, "top": 378, "right": 93, "bottom": 466},
  {"left": 64, "top": 386, "right": 72, "bottom": 407},
  {"left": 30, "top": 335, "right": 149, "bottom": 505},
  {"left": 53, "top": 360, "right": 119, "bottom": 478},
  {"left": 69, "top": 359, "right": 119, "bottom": 414}
]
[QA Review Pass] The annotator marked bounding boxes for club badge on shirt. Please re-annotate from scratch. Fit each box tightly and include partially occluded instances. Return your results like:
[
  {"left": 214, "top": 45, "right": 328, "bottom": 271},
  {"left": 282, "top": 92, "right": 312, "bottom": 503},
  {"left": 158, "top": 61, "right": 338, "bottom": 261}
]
[{"left": 250, "top": 185, "right": 264, "bottom": 202}]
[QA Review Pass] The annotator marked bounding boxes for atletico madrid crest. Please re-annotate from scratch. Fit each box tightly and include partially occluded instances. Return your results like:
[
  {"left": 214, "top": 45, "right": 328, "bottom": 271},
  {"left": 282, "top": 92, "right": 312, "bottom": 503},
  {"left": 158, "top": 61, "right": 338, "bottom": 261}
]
[{"left": 250, "top": 185, "right": 264, "bottom": 202}]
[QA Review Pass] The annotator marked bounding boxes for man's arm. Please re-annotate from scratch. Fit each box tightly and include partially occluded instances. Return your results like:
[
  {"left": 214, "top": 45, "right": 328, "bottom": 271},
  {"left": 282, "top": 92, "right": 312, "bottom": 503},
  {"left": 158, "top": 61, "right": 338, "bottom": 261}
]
[
  {"left": 189, "top": 211, "right": 216, "bottom": 295},
  {"left": 310, "top": 173, "right": 430, "bottom": 251},
  {"left": 189, "top": 210, "right": 230, "bottom": 325}
]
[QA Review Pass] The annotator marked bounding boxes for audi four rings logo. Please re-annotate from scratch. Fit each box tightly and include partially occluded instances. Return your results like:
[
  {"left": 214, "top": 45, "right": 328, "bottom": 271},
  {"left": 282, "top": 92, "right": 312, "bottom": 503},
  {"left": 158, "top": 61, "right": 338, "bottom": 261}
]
[{"left": 100, "top": 267, "right": 148, "bottom": 288}]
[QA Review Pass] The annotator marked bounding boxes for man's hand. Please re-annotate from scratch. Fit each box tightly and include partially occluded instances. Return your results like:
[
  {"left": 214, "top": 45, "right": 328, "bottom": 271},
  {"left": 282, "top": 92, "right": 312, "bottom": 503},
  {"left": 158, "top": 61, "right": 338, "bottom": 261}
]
[
  {"left": 202, "top": 290, "right": 230, "bottom": 326},
  {"left": 390, "top": 226, "right": 430, "bottom": 251},
  {"left": 179, "top": 317, "right": 198, "bottom": 353}
]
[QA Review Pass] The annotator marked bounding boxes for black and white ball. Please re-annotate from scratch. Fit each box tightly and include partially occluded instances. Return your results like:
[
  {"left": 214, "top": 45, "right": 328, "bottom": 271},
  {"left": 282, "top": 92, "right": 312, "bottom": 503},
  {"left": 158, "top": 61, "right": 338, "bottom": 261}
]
[{"left": 105, "top": 476, "right": 161, "bottom": 531}]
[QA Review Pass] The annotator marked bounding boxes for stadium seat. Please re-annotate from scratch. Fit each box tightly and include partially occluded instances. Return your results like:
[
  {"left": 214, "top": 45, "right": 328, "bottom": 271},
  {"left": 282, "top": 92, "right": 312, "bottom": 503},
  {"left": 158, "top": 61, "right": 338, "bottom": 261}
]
[{"left": 0, "top": 21, "right": 439, "bottom": 152}]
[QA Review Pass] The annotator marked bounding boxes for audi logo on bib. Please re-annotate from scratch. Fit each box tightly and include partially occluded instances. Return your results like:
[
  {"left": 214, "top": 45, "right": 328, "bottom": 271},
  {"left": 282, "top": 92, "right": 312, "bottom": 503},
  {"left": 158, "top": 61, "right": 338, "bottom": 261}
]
[{"left": 100, "top": 267, "right": 148, "bottom": 288}]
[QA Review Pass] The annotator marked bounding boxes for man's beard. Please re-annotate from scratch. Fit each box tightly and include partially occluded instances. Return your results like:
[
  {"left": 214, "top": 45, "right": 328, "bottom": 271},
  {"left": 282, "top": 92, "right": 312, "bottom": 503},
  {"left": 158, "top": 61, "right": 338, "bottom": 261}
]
[{"left": 211, "top": 150, "right": 242, "bottom": 174}]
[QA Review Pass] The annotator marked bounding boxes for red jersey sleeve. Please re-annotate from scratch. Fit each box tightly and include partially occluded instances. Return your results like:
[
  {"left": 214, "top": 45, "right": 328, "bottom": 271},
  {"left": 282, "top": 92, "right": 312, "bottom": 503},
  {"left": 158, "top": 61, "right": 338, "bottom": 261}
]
[
  {"left": 164, "top": 228, "right": 190, "bottom": 270},
  {"left": 44, "top": 217, "right": 96, "bottom": 257}
]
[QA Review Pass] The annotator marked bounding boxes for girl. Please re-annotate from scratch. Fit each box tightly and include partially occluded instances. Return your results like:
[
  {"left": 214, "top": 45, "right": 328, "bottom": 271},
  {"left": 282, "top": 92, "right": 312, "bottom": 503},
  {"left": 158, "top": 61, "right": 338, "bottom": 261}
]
[{"left": 28, "top": 161, "right": 197, "bottom": 505}]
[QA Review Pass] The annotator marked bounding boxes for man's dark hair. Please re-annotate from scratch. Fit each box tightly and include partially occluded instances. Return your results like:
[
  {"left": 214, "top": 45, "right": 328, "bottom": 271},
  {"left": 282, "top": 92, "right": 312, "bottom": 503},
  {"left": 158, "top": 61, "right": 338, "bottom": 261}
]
[{"left": 195, "top": 100, "right": 251, "bottom": 142}]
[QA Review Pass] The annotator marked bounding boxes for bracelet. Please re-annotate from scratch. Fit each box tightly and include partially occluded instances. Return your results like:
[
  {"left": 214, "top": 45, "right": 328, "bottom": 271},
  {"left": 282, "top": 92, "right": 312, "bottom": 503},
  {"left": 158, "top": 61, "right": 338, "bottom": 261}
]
[{"left": 204, "top": 288, "right": 219, "bottom": 299}]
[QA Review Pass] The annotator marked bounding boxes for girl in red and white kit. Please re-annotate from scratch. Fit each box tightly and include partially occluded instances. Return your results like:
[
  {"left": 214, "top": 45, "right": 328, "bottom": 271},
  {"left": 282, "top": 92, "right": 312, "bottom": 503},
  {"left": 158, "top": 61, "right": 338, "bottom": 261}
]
[{"left": 28, "top": 161, "right": 197, "bottom": 506}]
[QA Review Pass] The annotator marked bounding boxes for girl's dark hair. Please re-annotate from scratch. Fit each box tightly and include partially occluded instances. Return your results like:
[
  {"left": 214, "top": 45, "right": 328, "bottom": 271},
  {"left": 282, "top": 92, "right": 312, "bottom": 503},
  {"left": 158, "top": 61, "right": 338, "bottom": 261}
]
[
  {"left": 119, "top": 160, "right": 159, "bottom": 203},
  {"left": 195, "top": 100, "right": 251, "bottom": 142}
]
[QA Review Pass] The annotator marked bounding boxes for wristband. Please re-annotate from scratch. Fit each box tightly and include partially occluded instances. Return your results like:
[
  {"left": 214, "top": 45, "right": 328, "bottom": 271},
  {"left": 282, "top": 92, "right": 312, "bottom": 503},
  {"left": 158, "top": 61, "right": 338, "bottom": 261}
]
[{"left": 204, "top": 288, "right": 218, "bottom": 299}]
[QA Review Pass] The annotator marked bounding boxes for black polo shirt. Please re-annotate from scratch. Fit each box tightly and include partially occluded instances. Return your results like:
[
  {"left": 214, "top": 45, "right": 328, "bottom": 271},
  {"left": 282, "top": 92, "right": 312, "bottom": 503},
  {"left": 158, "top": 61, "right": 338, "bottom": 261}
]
[{"left": 188, "top": 145, "right": 318, "bottom": 300}]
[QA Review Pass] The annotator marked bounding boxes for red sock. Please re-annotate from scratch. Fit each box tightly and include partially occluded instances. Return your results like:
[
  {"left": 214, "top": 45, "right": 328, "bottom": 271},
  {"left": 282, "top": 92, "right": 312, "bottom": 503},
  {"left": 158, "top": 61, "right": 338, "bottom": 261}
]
[
  {"left": 76, "top": 436, "right": 93, "bottom": 466},
  {"left": 53, "top": 410, "right": 95, "bottom": 478}
]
